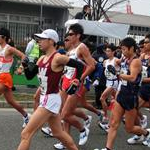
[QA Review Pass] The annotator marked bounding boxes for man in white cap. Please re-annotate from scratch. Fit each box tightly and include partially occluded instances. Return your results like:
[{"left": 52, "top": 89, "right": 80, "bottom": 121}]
[{"left": 17, "top": 29, "right": 85, "bottom": 150}]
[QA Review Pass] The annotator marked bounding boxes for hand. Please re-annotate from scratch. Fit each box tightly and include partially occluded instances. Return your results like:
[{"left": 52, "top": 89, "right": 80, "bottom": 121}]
[
  {"left": 66, "top": 78, "right": 80, "bottom": 95},
  {"left": 22, "top": 57, "right": 29, "bottom": 68}
]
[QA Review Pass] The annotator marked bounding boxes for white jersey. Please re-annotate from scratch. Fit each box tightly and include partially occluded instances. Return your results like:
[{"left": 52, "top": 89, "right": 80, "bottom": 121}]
[
  {"left": 104, "top": 57, "right": 118, "bottom": 80},
  {"left": 0, "top": 44, "right": 13, "bottom": 73},
  {"left": 64, "top": 45, "right": 84, "bottom": 79}
]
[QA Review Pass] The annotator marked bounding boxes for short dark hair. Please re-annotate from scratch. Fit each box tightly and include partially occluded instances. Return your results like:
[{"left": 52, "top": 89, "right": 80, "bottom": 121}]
[
  {"left": 69, "top": 23, "right": 84, "bottom": 41},
  {"left": 139, "top": 39, "right": 144, "bottom": 45},
  {"left": 83, "top": 5, "right": 90, "bottom": 11},
  {"left": 145, "top": 33, "right": 150, "bottom": 40},
  {"left": 120, "top": 37, "right": 137, "bottom": 52},
  {"left": 107, "top": 43, "right": 117, "bottom": 52},
  {"left": 0, "top": 28, "right": 10, "bottom": 42}
]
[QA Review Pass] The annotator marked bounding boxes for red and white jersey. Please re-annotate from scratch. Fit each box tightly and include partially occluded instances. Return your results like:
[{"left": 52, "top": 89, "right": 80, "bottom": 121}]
[
  {"left": 38, "top": 52, "right": 63, "bottom": 95},
  {"left": 0, "top": 44, "right": 13, "bottom": 73}
]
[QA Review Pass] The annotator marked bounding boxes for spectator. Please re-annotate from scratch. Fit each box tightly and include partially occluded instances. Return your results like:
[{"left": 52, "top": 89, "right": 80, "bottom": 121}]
[
  {"left": 92, "top": 44, "right": 107, "bottom": 108},
  {"left": 56, "top": 41, "right": 66, "bottom": 55},
  {"left": 75, "top": 5, "right": 92, "bottom": 20},
  {"left": 25, "top": 34, "right": 40, "bottom": 63}
]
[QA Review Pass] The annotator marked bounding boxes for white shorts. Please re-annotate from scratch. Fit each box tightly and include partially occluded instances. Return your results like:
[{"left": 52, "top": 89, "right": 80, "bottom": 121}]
[
  {"left": 106, "top": 79, "right": 119, "bottom": 90},
  {"left": 39, "top": 93, "right": 62, "bottom": 114}
]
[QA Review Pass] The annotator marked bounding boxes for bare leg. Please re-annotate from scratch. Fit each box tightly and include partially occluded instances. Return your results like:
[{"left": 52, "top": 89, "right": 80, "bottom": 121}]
[
  {"left": 125, "top": 108, "right": 148, "bottom": 135},
  {"left": 61, "top": 94, "right": 84, "bottom": 131},
  {"left": 106, "top": 101, "right": 124, "bottom": 149},
  {"left": 17, "top": 107, "right": 52, "bottom": 150},
  {"left": 49, "top": 114, "right": 78, "bottom": 150},
  {"left": 3, "top": 86, "right": 27, "bottom": 116}
]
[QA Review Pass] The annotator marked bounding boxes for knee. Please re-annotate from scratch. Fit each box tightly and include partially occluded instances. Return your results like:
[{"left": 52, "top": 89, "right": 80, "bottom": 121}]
[
  {"left": 21, "top": 129, "right": 31, "bottom": 141},
  {"left": 110, "top": 119, "right": 120, "bottom": 130}
]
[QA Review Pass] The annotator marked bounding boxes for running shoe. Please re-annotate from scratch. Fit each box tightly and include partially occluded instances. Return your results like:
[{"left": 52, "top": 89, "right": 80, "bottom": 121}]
[
  {"left": 22, "top": 113, "right": 31, "bottom": 128},
  {"left": 98, "top": 122, "right": 109, "bottom": 132},
  {"left": 143, "top": 129, "right": 150, "bottom": 147},
  {"left": 54, "top": 142, "right": 66, "bottom": 149},
  {"left": 127, "top": 135, "right": 144, "bottom": 144},
  {"left": 84, "top": 115, "right": 92, "bottom": 128},
  {"left": 79, "top": 127, "right": 90, "bottom": 145},
  {"left": 140, "top": 115, "right": 147, "bottom": 129},
  {"left": 41, "top": 127, "right": 53, "bottom": 137}
]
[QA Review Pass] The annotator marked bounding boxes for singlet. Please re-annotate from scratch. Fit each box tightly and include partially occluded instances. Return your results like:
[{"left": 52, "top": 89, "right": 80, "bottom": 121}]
[
  {"left": 64, "top": 45, "right": 85, "bottom": 79},
  {"left": 0, "top": 44, "right": 13, "bottom": 73},
  {"left": 38, "top": 52, "right": 63, "bottom": 95},
  {"left": 104, "top": 57, "right": 118, "bottom": 80},
  {"left": 120, "top": 57, "right": 141, "bottom": 93},
  {"left": 141, "top": 54, "right": 150, "bottom": 86}
]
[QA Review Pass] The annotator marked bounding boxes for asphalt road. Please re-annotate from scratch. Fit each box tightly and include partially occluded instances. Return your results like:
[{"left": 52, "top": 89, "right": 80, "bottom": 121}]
[{"left": 0, "top": 108, "right": 150, "bottom": 150}]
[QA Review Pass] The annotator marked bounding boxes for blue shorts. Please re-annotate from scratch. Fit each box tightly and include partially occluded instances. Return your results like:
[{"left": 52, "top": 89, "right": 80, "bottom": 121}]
[
  {"left": 139, "top": 84, "right": 150, "bottom": 102},
  {"left": 117, "top": 86, "right": 138, "bottom": 110}
]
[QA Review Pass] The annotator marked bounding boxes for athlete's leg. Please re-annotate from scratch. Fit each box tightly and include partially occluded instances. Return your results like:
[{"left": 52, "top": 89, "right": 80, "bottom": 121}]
[
  {"left": 106, "top": 101, "right": 124, "bottom": 150},
  {"left": 61, "top": 94, "right": 84, "bottom": 131},
  {"left": 3, "top": 86, "right": 27, "bottom": 117},
  {"left": 17, "top": 107, "right": 52, "bottom": 150},
  {"left": 125, "top": 108, "right": 148, "bottom": 136},
  {"left": 100, "top": 87, "right": 114, "bottom": 117},
  {"left": 79, "top": 86, "right": 100, "bottom": 115},
  {"left": 48, "top": 114, "right": 78, "bottom": 150}
]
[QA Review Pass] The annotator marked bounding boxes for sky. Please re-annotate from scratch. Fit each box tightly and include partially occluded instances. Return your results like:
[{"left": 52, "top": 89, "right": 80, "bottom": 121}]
[{"left": 64, "top": 0, "right": 150, "bottom": 16}]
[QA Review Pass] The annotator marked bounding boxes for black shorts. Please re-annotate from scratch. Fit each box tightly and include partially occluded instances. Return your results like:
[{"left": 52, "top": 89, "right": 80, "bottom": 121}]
[
  {"left": 117, "top": 87, "right": 138, "bottom": 111},
  {"left": 139, "top": 85, "right": 150, "bottom": 102}
]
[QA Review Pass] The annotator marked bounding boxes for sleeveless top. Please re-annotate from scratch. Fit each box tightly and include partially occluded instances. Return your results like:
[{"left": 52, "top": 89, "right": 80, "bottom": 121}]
[
  {"left": 64, "top": 45, "right": 85, "bottom": 79},
  {"left": 0, "top": 44, "right": 13, "bottom": 73},
  {"left": 120, "top": 57, "right": 141, "bottom": 93},
  {"left": 141, "top": 54, "right": 150, "bottom": 86},
  {"left": 104, "top": 57, "right": 118, "bottom": 80},
  {"left": 38, "top": 52, "right": 63, "bottom": 95}
]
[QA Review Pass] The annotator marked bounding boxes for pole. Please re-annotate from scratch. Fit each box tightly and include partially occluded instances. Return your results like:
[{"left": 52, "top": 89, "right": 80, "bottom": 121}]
[{"left": 40, "top": 0, "right": 43, "bottom": 31}]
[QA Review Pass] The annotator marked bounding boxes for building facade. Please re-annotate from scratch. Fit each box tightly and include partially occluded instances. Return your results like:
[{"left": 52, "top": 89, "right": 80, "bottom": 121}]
[{"left": 0, "top": 0, "right": 70, "bottom": 47}]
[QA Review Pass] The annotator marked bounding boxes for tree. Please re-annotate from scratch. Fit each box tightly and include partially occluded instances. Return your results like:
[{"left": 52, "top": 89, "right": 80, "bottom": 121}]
[{"left": 83, "top": 0, "right": 127, "bottom": 21}]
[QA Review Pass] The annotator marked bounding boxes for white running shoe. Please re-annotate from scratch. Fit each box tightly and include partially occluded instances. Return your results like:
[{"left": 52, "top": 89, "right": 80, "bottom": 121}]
[
  {"left": 127, "top": 135, "right": 144, "bottom": 144},
  {"left": 54, "top": 142, "right": 66, "bottom": 149},
  {"left": 140, "top": 115, "right": 147, "bottom": 129},
  {"left": 22, "top": 113, "right": 31, "bottom": 128},
  {"left": 41, "top": 127, "right": 53, "bottom": 137},
  {"left": 84, "top": 115, "right": 92, "bottom": 128},
  {"left": 98, "top": 122, "right": 109, "bottom": 132},
  {"left": 79, "top": 127, "right": 90, "bottom": 145},
  {"left": 143, "top": 129, "right": 150, "bottom": 147}
]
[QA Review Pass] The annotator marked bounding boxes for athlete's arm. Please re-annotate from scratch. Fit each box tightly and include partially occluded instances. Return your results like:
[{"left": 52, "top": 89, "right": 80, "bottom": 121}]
[
  {"left": 53, "top": 53, "right": 84, "bottom": 80},
  {"left": 119, "top": 59, "right": 142, "bottom": 82},
  {"left": 22, "top": 56, "right": 44, "bottom": 80},
  {"left": 8, "top": 47, "right": 25, "bottom": 60},
  {"left": 78, "top": 43, "right": 95, "bottom": 80}
]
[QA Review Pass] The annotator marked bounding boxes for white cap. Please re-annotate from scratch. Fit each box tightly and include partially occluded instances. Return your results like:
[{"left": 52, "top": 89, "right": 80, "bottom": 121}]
[{"left": 35, "top": 29, "right": 59, "bottom": 43}]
